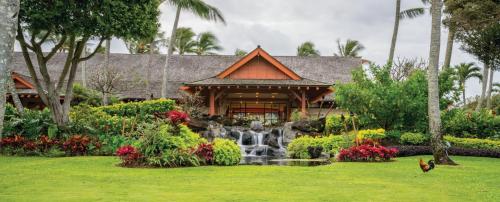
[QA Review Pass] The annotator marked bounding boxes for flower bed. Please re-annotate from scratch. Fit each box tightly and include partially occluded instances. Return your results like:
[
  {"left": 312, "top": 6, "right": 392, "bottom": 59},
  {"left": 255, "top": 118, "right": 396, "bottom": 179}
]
[{"left": 337, "top": 140, "right": 398, "bottom": 162}]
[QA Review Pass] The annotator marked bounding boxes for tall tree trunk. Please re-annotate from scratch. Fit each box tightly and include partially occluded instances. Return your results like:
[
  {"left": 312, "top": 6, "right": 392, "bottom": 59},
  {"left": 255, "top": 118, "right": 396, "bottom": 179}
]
[
  {"left": 0, "top": 0, "right": 20, "bottom": 134},
  {"left": 81, "top": 45, "right": 87, "bottom": 87},
  {"left": 103, "top": 39, "right": 111, "bottom": 105},
  {"left": 443, "top": 27, "right": 455, "bottom": 69},
  {"left": 475, "top": 63, "right": 489, "bottom": 111},
  {"left": 486, "top": 67, "right": 494, "bottom": 109},
  {"left": 428, "top": 0, "right": 455, "bottom": 165},
  {"left": 7, "top": 73, "right": 24, "bottom": 114},
  {"left": 462, "top": 83, "right": 466, "bottom": 107},
  {"left": 161, "top": 5, "right": 181, "bottom": 98},
  {"left": 388, "top": 0, "right": 401, "bottom": 64},
  {"left": 146, "top": 42, "right": 153, "bottom": 99}
]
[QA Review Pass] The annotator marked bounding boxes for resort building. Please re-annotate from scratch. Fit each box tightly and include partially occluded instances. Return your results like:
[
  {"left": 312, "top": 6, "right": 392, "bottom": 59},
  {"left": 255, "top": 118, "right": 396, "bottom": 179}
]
[{"left": 10, "top": 46, "right": 361, "bottom": 123}]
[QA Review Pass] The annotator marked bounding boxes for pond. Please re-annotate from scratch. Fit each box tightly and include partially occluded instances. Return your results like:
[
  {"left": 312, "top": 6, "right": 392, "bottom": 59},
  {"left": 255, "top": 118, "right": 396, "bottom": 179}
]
[{"left": 239, "top": 156, "right": 331, "bottom": 166}]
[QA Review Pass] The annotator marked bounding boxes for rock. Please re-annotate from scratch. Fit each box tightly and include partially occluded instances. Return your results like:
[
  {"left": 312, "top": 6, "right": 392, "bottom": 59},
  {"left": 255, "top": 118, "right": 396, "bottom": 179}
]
[
  {"left": 227, "top": 130, "right": 241, "bottom": 141},
  {"left": 187, "top": 118, "right": 209, "bottom": 132},
  {"left": 291, "top": 118, "right": 326, "bottom": 133},
  {"left": 201, "top": 130, "right": 215, "bottom": 142},
  {"left": 307, "top": 146, "right": 323, "bottom": 159},
  {"left": 264, "top": 131, "right": 279, "bottom": 148},
  {"left": 250, "top": 121, "right": 264, "bottom": 132},
  {"left": 282, "top": 122, "right": 298, "bottom": 145},
  {"left": 242, "top": 131, "right": 254, "bottom": 145}
]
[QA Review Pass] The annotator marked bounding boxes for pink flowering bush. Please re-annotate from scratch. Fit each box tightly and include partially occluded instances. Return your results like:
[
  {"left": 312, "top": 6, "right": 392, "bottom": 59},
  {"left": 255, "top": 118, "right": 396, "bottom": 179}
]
[{"left": 337, "top": 141, "right": 398, "bottom": 162}]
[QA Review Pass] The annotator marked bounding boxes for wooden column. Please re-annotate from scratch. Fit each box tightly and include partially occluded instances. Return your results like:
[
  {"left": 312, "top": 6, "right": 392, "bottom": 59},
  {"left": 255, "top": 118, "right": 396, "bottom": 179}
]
[
  {"left": 209, "top": 89, "right": 216, "bottom": 116},
  {"left": 301, "top": 90, "right": 307, "bottom": 114}
]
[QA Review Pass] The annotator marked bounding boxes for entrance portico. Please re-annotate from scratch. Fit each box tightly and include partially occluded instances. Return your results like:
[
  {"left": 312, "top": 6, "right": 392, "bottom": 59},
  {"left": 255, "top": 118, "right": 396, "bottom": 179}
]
[{"left": 181, "top": 47, "right": 333, "bottom": 123}]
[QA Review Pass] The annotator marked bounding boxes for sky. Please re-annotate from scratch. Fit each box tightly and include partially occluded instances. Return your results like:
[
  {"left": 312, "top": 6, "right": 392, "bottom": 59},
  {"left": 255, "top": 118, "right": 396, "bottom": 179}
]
[{"left": 21, "top": 0, "right": 499, "bottom": 99}]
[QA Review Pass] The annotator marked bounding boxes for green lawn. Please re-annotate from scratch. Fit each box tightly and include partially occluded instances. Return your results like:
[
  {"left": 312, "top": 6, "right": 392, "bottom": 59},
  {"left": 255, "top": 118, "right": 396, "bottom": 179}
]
[{"left": 0, "top": 156, "right": 499, "bottom": 202}]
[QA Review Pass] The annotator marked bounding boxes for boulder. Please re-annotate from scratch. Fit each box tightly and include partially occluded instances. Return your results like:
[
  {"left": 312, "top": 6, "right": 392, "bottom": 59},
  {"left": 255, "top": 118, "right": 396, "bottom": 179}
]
[
  {"left": 187, "top": 118, "right": 209, "bottom": 132},
  {"left": 264, "top": 131, "right": 280, "bottom": 148},
  {"left": 291, "top": 117, "right": 326, "bottom": 133},
  {"left": 307, "top": 146, "right": 323, "bottom": 159},
  {"left": 282, "top": 122, "right": 298, "bottom": 145},
  {"left": 242, "top": 131, "right": 254, "bottom": 145},
  {"left": 250, "top": 121, "right": 264, "bottom": 132}
]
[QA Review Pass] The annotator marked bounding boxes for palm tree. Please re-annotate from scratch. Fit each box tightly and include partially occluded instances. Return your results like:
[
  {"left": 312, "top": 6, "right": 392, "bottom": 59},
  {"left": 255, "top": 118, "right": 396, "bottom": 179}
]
[
  {"left": 234, "top": 49, "right": 247, "bottom": 56},
  {"left": 125, "top": 32, "right": 167, "bottom": 54},
  {"left": 455, "top": 63, "right": 482, "bottom": 106},
  {"left": 335, "top": 39, "right": 365, "bottom": 57},
  {"left": 173, "top": 27, "right": 196, "bottom": 55},
  {"left": 193, "top": 31, "right": 222, "bottom": 55},
  {"left": 428, "top": 0, "right": 455, "bottom": 165},
  {"left": 388, "top": 0, "right": 429, "bottom": 63},
  {"left": 161, "top": 0, "right": 225, "bottom": 98},
  {"left": 493, "top": 82, "right": 500, "bottom": 94},
  {"left": 297, "top": 41, "right": 320, "bottom": 56}
]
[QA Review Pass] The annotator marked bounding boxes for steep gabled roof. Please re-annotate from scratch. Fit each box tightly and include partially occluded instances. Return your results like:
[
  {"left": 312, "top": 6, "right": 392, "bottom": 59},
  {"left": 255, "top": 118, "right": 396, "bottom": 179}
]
[{"left": 216, "top": 47, "right": 301, "bottom": 80}]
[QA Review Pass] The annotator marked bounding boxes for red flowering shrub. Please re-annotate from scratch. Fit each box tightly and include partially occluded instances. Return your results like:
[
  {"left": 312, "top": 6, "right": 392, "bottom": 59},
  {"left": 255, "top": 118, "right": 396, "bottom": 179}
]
[
  {"left": 62, "top": 135, "right": 99, "bottom": 156},
  {"left": 38, "top": 135, "right": 60, "bottom": 152},
  {"left": 337, "top": 143, "right": 398, "bottom": 162},
  {"left": 23, "top": 141, "right": 37, "bottom": 151},
  {"left": 116, "top": 145, "right": 142, "bottom": 166},
  {"left": 195, "top": 143, "right": 214, "bottom": 165},
  {"left": 166, "top": 110, "right": 190, "bottom": 125}
]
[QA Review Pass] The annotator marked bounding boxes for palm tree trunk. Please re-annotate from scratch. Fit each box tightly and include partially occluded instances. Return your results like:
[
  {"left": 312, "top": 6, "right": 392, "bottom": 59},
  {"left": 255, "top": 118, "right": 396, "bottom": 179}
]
[
  {"left": 462, "top": 83, "right": 466, "bottom": 107},
  {"left": 103, "top": 39, "right": 111, "bottom": 105},
  {"left": 388, "top": 0, "right": 401, "bottom": 64},
  {"left": 486, "top": 67, "right": 494, "bottom": 109},
  {"left": 475, "top": 63, "right": 489, "bottom": 111},
  {"left": 81, "top": 45, "right": 87, "bottom": 87},
  {"left": 146, "top": 41, "right": 154, "bottom": 99},
  {"left": 443, "top": 27, "right": 455, "bottom": 69},
  {"left": 428, "top": 0, "right": 455, "bottom": 165},
  {"left": 161, "top": 5, "right": 182, "bottom": 98},
  {"left": 7, "top": 74, "right": 24, "bottom": 114},
  {"left": 0, "top": 0, "right": 19, "bottom": 134}
]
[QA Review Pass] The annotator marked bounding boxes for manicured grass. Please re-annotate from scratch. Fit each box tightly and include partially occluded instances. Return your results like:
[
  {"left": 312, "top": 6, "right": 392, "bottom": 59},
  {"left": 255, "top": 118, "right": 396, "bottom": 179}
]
[{"left": 0, "top": 156, "right": 499, "bottom": 201}]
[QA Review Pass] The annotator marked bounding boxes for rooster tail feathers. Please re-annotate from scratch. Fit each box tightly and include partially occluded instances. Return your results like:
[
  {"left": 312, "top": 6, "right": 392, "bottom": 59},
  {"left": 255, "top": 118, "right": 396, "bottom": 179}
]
[{"left": 428, "top": 160, "right": 435, "bottom": 170}]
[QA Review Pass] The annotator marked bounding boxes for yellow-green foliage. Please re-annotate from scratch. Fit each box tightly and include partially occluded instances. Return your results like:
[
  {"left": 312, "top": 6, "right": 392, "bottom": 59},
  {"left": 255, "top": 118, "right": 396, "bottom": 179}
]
[
  {"left": 98, "top": 99, "right": 175, "bottom": 117},
  {"left": 400, "top": 132, "right": 428, "bottom": 145},
  {"left": 357, "top": 128, "right": 386, "bottom": 141},
  {"left": 70, "top": 105, "right": 137, "bottom": 136},
  {"left": 444, "top": 136, "right": 500, "bottom": 151},
  {"left": 287, "top": 135, "right": 354, "bottom": 159},
  {"left": 213, "top": 138, "right": 241, "bottom": 166}
]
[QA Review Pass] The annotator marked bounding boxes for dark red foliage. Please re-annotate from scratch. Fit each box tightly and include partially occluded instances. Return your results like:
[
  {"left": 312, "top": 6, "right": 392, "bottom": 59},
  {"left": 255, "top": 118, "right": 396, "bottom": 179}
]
[
  {"left": 0, "top": 135, "right": 26, "bottom": 148},
  {"left": 195, "top": 143, "right": 214, "bottom": 164},
  {"left": 38, "top": 135, "right": 60, "bottom": 152},
  {"left": 338, "top": 143, "right": 398, "bottom": 162},
  {"left": 62, "top": 135, "right": 95, "bottom": 156},
  {"left": 23, "top": 141, "right": 37, "bottom": 151},
  {"left": 116, "top": 145, "right": 142, "bottom": 166},
  {"left": 166, "top": 110, "right": 190, "bottom": 125}
]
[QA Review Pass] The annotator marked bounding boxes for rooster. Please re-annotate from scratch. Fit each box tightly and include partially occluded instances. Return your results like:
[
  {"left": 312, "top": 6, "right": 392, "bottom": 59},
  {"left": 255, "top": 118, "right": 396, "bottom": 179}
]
[{"left": 419, "top": 158, "right": 435, "bottom": 172}]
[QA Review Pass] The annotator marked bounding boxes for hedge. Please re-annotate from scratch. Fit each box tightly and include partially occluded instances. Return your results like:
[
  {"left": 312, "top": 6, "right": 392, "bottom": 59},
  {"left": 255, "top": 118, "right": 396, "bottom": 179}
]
[
  {"left": 444, "top": 136, "right": 500, "bottom": 151},
  {"left": 98, "top": 99, "right": 175, "bottom": 117},
  {"left": 392, "top": 145, "right": 500, "bottom": 158}
]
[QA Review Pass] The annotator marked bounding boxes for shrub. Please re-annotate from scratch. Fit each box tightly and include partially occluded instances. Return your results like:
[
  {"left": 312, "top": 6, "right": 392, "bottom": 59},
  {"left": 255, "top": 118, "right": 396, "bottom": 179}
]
[
  {"left": 70, "top": 105, "right": 138, "bottom": 137},
  {"left": 287, "top": 135, "right": 353, "bottom": 159},
  {"left": 385, "top": 130, "right": 402, "bottom": 141},
  {"left": 337, "top": 143, "right": 398, "bottom": 162},
  {"left": 400, "top": 132, "right": 429, "bottom": 145},
  {"left": 38, "top": 135, "right": 61, "bottom": 153},
  {"left": 166, "top": 110, "right": 190, "bottom": 125},
  {"left": 195, "top": 143, "right": 214, "bottom": 165},
  {"left": 98, "top": 135, "right": 137, "bottom": 155},
  {"left": 98, "top": 99, "right": 175, "bottom": 118},
  {"left": 356, "top": 128, "right": 386, "bottom": 143},
  {"left": 212, "top": 139, "right": 241, "bottom": 166},
  {"left": 2, "top": 108, "right": 56, "bottom": 139},
  {"left": 392, "top": 145, "right": 500, "bottom": 158},
  {"left": 62, "top": 135, "right": 100, "bottom": 156},
  {"left": 116, "top": 145, "right": 143, "bottom": 166},
  {"left": 159, "top": 149, "right": 200, "bottom": 167},
  {"left": 444, "top": 136, "right": 500, "bottom": 151},
  {"left": 442, "top": 109, "right": 500, "bottom": 139}
]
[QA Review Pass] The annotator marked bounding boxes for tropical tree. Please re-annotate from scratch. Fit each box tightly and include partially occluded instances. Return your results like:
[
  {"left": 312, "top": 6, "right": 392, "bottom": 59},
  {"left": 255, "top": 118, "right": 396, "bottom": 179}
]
[
  {"left": 0, "top": 0, "right": 20, "bottom": 134},
  {"left": 16, "top": 0, "right": 160, "bottom": 128},
  {"left": 388, "top": 0, "right": 429, "bottom": 63},
  {"left": 235, "top": 49, "right": 247, "bottom": 56},
  {"left": 125, "top": 32, "right": 168, "bottom": 54},
  {"left": 493, "top": 83, "right": 500, "bottom": 94},
  {"left": 297, "top": 41, "right": 320, "bottom": 56},
  {"left": 161, "top": 0, "right": 225, "bottom": 98},
  {"left": 428, "top": 0, "right": 455, "bottom": 165},
  {"left": 455, "top": 63, "right": 482, "bottom": 106},
  {"left": 193, "top": 31, "right": 222, "bottom": 55},
  {"left": 446, "top": 0, "right": 500, "bottom": 111},
  {"left": 335, "top": 39, "right": 365, "bottom": 57},
  {"left": 173, "top": 27, "right": 196, "bottom": 55}
]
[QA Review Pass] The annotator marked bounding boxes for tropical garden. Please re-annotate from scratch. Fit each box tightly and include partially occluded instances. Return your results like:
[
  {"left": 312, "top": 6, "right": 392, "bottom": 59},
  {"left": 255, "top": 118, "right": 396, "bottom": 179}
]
[{"left": 0, "top": 0, "right": 499, "bottom": 201}]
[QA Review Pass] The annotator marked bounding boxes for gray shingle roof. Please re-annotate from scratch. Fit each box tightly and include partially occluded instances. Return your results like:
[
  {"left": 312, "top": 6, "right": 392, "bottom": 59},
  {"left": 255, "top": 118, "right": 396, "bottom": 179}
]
[{"left": 11, "top": 52, "right": 362, "bottom": 99}]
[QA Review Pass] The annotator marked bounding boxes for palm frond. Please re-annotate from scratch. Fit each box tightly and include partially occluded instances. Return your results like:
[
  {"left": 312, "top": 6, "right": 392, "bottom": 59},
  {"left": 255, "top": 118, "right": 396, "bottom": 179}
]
[
  {"left": 400, "top": 7, "right": 425, "bottom": 19},
  {"left": 170, "top": 0, "right": 226, "bottom": 24}
]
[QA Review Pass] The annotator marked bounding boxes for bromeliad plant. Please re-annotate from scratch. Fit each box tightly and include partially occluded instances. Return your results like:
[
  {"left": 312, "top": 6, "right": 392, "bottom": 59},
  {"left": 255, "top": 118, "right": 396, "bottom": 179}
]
[
  {"left": 116, "top": 145, "right": 143, "bottom": 166},
  {"left": 195, "top": 143, "right": 214, "bottom": 165}
]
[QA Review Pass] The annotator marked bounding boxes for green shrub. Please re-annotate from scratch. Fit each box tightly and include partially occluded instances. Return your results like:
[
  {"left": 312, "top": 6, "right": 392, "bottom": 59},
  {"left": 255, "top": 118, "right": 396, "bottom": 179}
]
[
  {"left": 212, "top": 138, "right": 241, "bottom": 166},
  {"left": 400, "top": 132, "right": 428, "bottom": 145},
  {"left": 444, "top": 136, "right": 500, "bottom": 151},
  {"left": 3, "top": 107, "right": 56, "bottom": 139},
  {"left": 287, "top": 135, "right": 353, "bottom": 159},
  {"left": 442, "top": 109, "right": 500, "bottom": 139},
  {"left": 98, "top": 135, "right": 138, "bottom": 155},
  {"left": 356, "top": 128, "right": 386, "bottom": 141},
  {"left": 70, "top": 105, "right": 138, "bottom": 137},
  {"left": 385, "top": 130, "right": 402, "bottom": 140},
  {"left": 98, "top": 99, "right": 175, "bottom": 118}
]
